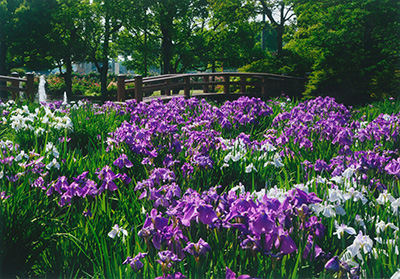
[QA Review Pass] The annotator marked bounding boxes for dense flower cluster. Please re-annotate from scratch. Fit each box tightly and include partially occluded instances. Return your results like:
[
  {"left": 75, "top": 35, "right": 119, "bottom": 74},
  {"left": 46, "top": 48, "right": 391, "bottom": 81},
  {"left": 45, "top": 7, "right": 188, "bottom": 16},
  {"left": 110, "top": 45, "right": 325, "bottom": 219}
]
[
  {"left": 131, "top": 175, "right": 327, "bottom": 276},
  {"left": 1, "top": 95, "right": 399, "bottom": 278},
  {"left": 114, "top": 96, "right": 399, "bottom": 278},
  {"left": 1, "top": 101, "right": 73, "bottom": 132}
]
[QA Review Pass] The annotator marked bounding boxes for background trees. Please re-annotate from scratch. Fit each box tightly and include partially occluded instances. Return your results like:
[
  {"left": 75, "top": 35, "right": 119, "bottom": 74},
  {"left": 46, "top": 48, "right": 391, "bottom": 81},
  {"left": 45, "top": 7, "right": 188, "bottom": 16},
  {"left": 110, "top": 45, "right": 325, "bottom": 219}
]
[
  {"left": 288, "top": 0, "right": 400, "bottom": 104},
  {"left": 49, "top": 0, "right": 87, "bottom": 98},
  {"left": 0, "top": 0, "right": 398, "bottom": 104}
]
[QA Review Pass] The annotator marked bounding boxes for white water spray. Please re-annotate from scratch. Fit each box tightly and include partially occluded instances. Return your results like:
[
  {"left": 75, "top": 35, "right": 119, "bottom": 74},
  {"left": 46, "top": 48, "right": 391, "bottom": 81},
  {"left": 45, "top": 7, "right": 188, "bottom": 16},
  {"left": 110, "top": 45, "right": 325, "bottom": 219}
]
[
  {"left": 38, "top": 75, "right": 47, "bottom": 103},
  {"left": 63, "top": 92, "right": 68, "bottom": 105}
]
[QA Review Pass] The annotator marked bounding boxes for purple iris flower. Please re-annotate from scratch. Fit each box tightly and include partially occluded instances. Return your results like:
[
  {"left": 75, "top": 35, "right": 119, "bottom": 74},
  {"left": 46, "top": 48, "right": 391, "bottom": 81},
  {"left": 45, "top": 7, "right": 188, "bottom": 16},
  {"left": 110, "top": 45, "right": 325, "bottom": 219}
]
[
  {"left": 303, "top": 235, "right": 324, "bottom": 260},
  {"left": 277, "top": 229, "right": 297, "bottom": 254},
  {"left": 332, "top": 128, "right": 353, "bottom": 146},
  {"left": 83, "top": 209, "right": 92, "bottom": 217},
  {"left": 47, "top": 176, "right": 69, "bottom": 196},
  {"left": 249, "top": 211, "right": 275, "bottom": 235},
  {"left": 58, "top": 136, "right": 71, "bottom": 143},
  {"left": 32, "top": 177, "right": 46, "bottom": 190},
  {"left": 0, "top": 156, "right": 14, "bottom": 167},
  {"left": 292, "top": 188, "right": 322, "bottom": 207},
  {"left": 385, "top": 158, "right": 400, "bottom": 177},
  {"left": 183, "top": 238, "right": 210, "bottom": 258},
  {"left": 181, "top": 163, "right": 194, "bottom": 178},
  {"left": 0, "top": 191, "right": 10, "bottom": 200},
  {"left": 120, "top": 173, "right": 132, "bottom": 184},
  {"left": 181, "top": 203, "right": 197, "bottom": 226},
  {"left": 197, "top": 205, "right": 218, "bottom": 225},
  {"left": 324, "top": 256, "right": 340, "bottom": 272},
  {"left": 299, "top": 137, "right": 313, "bottom": 149},
  {"left": 156, "top": 250, "right": 181, "bottom": 273},
  {"left": 314, "top": 159, "right": 329, "bottom": 172},
  {"left": 144, "top": 208, "right": 169, "bottom": 231},
  {"left": 113, "top": 154, "right": 133, "bottom": 169},
  {"left": 123, "top": 252, "right": 148, "bottom": 272},
  {"left": 97, "top": 165, "right": 119, "bottom": 191},
  {"left": 59, "top": 191, "right": 72, "bottom": 207},
  {"left": 192, "top": 155, "right": 214, "bottom": 169},
  {"left": 73, "top": 171, "right": 89, "bottom": 184},
  {"left": 163, "top": 154, "right": 180, "bottom": 167},
  {"left": 304, "top": 216, "right": 325, "bottom": 239},
  {"left": 226, "top": 267, "right": 253, "bottom": 279}
]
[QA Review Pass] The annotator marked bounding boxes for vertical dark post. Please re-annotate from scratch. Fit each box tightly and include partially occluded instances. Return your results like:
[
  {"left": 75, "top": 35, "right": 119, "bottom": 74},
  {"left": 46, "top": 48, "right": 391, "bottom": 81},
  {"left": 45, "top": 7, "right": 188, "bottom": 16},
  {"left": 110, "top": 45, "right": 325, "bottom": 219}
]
[
  {"left": 281, "top": 77, "right": 287, "bottom": 95},
  {"left": 165, "top": 79, "right": 171, "bottom": 96},
  {"left": 11, "top": 72, "right": 19, "bottom": 100},
  {"left": 261, "top": 76, "right": 266, "bottom": 99},
  {"left": 184, "top": 76, "right": 190, "bottom": 98},
  {"left": 223, "top": 75, "right": 230, "bottom": 95},
  {"left": 26, "top": 72, "right": 34, "bottom": 102},
  {"left": 117, "top": 74, "right": 126, "bottom": 102},
  {"left": 240, "top": 76, "right": 246, "bottom": 94},
  {"left": 203, "top": 75, "right": 209, "bottom": 93},
  {"left": 135, "top": 75, "right": 143, "bottom": 102}
]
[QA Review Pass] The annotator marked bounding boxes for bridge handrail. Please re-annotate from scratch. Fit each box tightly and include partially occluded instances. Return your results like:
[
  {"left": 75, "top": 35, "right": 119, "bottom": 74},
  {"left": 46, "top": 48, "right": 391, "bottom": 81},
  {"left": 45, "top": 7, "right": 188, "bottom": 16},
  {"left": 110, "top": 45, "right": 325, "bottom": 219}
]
[
  {"left": 117, "top": 72, "right": 305, "bottom": 102},
  {"left": 0, "top": 72, "right": 35, "bottom": 102}
]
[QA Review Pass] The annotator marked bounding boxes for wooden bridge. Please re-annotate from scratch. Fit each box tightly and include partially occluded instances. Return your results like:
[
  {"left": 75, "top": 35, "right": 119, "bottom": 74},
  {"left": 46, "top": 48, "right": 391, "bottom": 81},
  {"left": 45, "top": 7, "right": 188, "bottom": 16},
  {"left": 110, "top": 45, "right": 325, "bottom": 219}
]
[
  {"left": 117, "top": 72, "right": 305, "bottom": 103},
  {"left": 0, "top": 71, "right": 305, "bottom": 103}
]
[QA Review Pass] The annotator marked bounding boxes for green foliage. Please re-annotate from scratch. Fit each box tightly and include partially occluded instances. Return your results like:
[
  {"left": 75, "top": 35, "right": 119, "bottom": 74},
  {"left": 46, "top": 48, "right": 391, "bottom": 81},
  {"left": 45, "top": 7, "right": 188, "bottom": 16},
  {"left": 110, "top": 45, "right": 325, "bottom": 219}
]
[
  {"left": 239, "top": 49, "right": 312, "bottom": 76},
  {"left": 289, "top": 0, "right": 400, "bottom": 105},
  {"left": 9, "top": 68, "right": 26, "bottom": 76}
]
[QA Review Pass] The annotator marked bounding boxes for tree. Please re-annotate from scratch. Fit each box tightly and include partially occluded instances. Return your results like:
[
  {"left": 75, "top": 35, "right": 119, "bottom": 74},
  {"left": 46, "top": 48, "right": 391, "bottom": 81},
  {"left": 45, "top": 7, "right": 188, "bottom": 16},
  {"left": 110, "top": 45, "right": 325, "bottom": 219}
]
[
  {"left": 199, "top": 0, "right": 265, "bottom": 71},
  {"left": 0, "top": 0, "right": 22, "bottom": 97},
  {"left": 117, "top": 0, "right": 160, "bottom": 76},
  {"left": 13, "top": 0, "right": 59, "bottom": 70},
  {"left": 258, "top": 0, "right": 295, "bottom": 56},
  {"left": 289, "top": 0, "right": 400, "bottom": 104},
  {"left": 49, "top": 0, "right": 87, "bottom": 98},
  {"left": 0, "top": 1, "right": 20, "bottom": 78},
  {"left": 148, "top": 0, "right": 209, "bottom": 74},
  {"left": 0, "top": 0, "right": 57, "bottom": 97},
  {"left": 80, "top": 0, "right": 128, "bottom": 101}
]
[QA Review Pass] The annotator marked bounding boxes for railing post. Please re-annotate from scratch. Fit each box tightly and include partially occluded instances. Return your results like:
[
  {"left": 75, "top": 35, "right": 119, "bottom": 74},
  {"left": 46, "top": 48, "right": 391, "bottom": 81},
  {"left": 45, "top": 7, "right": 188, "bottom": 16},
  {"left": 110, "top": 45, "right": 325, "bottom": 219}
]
[
  {"left": 135, "top": 75, "right": 143, "bottom": 102},
  {"left": 223, "top": 75, "right": 230, "bottom": 95},
  {"left": 261, "top": 77, "right": 266, "bottom": 98},
  {"left": 203, "top": 75, "right": 209, "bottom": 93},
  {"left": 117, "top": 74, "right": 126, "bottom": 102},
  {"left": 184, "top": 76, "right": 191, "bottom": 98},
  {"left": 26, "top": 72, "right": 34, "bottom": 102},
  {"left": 165, "top": 79, "right": 171, "bottom": 96},
  {"left": 11, "top": 72, "right": 19, "bottom": 100},
  {"left": 240, "top": 76, "right": 246, "bottom": 93},
  {"left": 281, "top": 77, "right": 287, "bottom": 95}
]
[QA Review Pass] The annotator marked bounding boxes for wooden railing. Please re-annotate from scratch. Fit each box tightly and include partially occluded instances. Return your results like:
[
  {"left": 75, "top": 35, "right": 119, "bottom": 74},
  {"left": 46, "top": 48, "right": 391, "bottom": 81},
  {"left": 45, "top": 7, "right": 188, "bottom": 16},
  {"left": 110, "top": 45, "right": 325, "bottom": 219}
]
[
  {"left": 117, "top": 72, "right": 305, "bottom": 102},
  {"left": 0, "top": 72, "right": 35, "bottom": 102}
]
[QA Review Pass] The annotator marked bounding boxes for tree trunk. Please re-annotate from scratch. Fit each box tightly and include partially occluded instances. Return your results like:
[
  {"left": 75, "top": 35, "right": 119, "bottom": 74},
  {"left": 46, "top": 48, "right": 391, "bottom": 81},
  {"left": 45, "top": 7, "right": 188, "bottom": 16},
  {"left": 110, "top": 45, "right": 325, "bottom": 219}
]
[
  {"left": 276, "top": 25, "right": 284, "bottom": 57},
  {"left": 64, "top": 56, "right": 73, "bottom": 98},
  {"left": 100, "top": 61, "right": 108, "bottom": 102},
  {"left": 161, "top": 36, "right": 172, "bottom": 75},
  {"left": 160, "top": 13, "right": 173, "bottom": 75},
  {"left": 0, "top": 35, "right": 8, "bottom": 98},
  {"left": 101, "top": 17, "right": 111, "bottom": 102},
  {"left": 143, "top": 29, "right": 148, "bottom": 77}
]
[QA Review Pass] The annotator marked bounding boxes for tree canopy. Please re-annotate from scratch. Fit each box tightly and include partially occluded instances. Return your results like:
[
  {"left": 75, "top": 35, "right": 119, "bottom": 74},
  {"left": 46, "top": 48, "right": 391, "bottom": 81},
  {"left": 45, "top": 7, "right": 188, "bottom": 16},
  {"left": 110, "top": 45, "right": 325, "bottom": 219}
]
[
  {"left": 0, "top": 0, "right": 398, "bottom": 104},
  {"left": 288, "top": 0, "right": 400, "bottom": 103}
]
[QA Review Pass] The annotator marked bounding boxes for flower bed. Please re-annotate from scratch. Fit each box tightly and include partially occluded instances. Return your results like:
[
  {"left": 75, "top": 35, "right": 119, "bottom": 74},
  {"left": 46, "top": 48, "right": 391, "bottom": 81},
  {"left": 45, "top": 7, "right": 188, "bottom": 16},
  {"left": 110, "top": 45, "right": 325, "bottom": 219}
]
[{"left": 0, "top": 96, "right": 399, "bottom": 278}]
